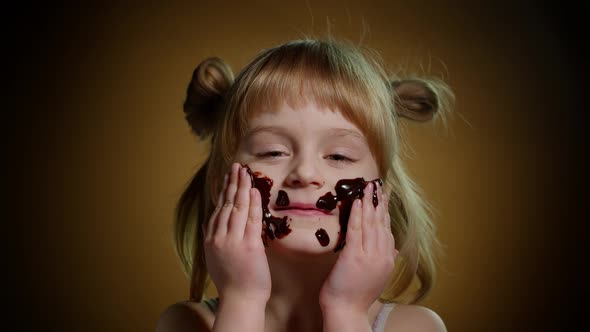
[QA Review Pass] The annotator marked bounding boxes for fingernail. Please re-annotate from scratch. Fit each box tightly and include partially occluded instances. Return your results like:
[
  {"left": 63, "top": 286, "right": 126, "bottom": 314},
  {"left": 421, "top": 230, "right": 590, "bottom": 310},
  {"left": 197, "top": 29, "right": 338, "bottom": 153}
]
[{"left": 355, "top": 198, "right": 362, "bottom": 207}]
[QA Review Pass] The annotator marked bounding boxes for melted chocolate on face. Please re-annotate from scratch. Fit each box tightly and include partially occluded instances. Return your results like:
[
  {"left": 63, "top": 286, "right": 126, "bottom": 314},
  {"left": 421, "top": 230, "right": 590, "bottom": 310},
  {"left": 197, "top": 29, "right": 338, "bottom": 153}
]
[
  {"left": 276, "top": 190, "right": 290, "bottom": 207},
  {"left": 315, "top": 228, "right": 330, "bottom": 247},
  {"left": 243, "top": 165, "right": 292, "bottom": 244},
  {"left": 316, "top": 178, "right": 383, "bottom": 252}
]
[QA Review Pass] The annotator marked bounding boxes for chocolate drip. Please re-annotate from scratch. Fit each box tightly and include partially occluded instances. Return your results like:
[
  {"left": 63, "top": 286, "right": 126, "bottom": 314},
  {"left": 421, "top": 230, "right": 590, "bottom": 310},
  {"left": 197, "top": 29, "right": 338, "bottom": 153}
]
[
  {"left": 316, "top": 192, "right": 337, "bottom": 211},
  {"left": 276, "top": 190, "right": 290, "bottom": 207},
  {"left": 316, "top": 178, "right": 382, "bottom": 252},
  {"left": 315, "top": 228, "right": 330, "bottom": 247},
  {"left": 243, "top": 165, "right": 292, "bottom": 243}
]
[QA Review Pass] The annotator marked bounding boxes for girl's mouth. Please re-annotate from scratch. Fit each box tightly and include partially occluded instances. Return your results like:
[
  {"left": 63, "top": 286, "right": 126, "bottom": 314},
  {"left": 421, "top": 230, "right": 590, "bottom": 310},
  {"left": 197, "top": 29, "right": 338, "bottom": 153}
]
[{"left": 275, "top": 203, "right": 333, "bottom": 216}]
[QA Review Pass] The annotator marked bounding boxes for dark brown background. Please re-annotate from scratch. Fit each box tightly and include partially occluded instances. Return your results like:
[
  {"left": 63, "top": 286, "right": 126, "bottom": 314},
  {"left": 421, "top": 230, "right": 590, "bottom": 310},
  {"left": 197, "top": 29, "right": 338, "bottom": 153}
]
[{"left": 6, "top": 1, "right": 587, "bottom": 331}]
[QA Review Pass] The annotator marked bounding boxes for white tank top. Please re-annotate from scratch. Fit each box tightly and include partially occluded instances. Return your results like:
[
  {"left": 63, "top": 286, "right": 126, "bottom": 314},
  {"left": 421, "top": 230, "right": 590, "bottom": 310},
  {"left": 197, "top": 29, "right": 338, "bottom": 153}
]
[{"left": 202, "top": 298, "right": 396, "bottom": 331}]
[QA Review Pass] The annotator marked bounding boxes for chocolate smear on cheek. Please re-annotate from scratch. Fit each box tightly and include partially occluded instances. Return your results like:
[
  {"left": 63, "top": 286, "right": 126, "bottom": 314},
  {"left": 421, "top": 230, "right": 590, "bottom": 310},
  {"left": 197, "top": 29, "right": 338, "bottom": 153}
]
[
  {"left": 315, "top": 228, "right": 330, "bottom": 247},
  {"left": 316, "top": 178, "right": 382, "bottom": 252},
  {"left": 243, "top": 165, "right": 292, "bottom": 245}
]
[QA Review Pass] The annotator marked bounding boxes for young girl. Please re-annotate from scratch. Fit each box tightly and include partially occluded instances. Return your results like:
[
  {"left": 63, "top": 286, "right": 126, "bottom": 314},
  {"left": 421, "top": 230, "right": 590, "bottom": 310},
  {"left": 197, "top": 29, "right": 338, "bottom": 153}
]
[{"left": 157, "top": 38, "right": 454, "bottom": 332}]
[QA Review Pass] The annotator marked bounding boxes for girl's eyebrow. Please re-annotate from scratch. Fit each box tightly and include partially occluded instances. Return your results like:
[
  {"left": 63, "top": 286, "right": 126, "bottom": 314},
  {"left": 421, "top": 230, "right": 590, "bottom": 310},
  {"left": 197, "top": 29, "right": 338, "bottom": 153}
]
[
  {"left": 248, "top": 126, "right": 364, "bottom": 138},
  {"left": 247, "top": 125, "right": 285, "bottom": 137},
  {"left": 324, "top": 128, "right": 366, "bottom": 141},
  {"left": 246, "top": 126, "right": 367, "bottom": 145}
]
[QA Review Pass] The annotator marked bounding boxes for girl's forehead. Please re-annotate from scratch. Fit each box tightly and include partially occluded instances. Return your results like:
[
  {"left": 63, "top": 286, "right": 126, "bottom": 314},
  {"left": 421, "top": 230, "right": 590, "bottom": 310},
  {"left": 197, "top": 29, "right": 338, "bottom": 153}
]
[{"left": 245, "top": 100, "right": 364, "bottom": 135}]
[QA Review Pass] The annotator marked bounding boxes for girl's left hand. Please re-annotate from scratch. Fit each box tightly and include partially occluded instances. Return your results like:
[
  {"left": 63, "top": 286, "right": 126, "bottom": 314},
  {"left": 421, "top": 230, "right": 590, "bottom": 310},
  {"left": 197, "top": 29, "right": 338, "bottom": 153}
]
[{"left": 319, "top": 182, "right": 398, "bottom": 325}]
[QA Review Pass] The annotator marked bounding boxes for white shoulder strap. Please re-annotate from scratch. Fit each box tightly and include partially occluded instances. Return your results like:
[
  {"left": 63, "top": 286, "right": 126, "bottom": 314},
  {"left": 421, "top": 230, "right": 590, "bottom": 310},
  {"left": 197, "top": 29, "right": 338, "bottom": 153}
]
[{"left": 372, "top": 303, "right": 396, "bottom": 332}]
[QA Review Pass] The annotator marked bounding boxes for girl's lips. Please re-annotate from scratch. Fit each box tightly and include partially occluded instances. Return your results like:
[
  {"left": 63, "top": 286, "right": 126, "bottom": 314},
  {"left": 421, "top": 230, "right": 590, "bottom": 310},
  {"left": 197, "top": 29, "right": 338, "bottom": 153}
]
[
  {"left": 278, "top": 209, "right": 332, "bottom": 216},
  {"left": 274, "top": 203, "right": 333, "bottom": 216}
]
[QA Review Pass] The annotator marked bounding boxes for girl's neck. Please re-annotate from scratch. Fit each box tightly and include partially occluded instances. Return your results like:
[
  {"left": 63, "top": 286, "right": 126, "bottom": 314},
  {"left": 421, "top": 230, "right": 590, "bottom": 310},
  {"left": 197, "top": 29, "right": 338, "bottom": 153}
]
[{"left": 264, "top": 249, "right": 338, "bottom": 332}]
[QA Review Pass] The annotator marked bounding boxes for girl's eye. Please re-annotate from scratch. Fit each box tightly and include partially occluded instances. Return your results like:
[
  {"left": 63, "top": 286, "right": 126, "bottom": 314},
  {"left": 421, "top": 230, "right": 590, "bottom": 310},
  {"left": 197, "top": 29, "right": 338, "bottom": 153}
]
[
  {"left": 327, "top": 154, "right": 354, "bottom": 163},
  {"left": 258, "top": 151, "right": 286, "bottom": 158}
]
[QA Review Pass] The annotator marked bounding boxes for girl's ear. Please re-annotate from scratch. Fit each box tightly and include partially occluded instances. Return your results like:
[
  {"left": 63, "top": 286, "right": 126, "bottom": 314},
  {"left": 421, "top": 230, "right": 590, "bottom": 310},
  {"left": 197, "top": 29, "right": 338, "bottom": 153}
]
[{"left": 390, "top": 79, "right": 439, "bottom": 122}]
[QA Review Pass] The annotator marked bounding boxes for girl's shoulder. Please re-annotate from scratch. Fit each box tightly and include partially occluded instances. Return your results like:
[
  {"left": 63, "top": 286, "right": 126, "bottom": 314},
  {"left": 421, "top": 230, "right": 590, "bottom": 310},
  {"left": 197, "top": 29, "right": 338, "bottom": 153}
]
[
  {"left": 155, "top": 299, "right": 215, "bottom": 332},
  {"left": 382, "top": 303, "right": 446, "bottom": 332},
  {"left": 155, "top": 299, "right": 445, "bottom": 332}
]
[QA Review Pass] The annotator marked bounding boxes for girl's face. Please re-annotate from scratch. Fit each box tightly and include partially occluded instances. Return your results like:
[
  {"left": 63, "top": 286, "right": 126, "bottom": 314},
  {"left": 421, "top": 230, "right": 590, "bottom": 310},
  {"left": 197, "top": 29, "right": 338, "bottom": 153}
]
[{"left": 234, "top": 101, "right": 380, "bottom": 254}]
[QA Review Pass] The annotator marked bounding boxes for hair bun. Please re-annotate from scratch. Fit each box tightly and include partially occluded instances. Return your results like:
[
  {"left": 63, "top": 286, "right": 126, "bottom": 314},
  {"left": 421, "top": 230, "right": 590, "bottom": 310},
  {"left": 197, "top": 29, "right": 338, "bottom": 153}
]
[
  {"left": 183, "top": 57, "right": 234, "bottom": 137},
  {"left": 391, "top": 78, "right": 453, "bottom": 122}
]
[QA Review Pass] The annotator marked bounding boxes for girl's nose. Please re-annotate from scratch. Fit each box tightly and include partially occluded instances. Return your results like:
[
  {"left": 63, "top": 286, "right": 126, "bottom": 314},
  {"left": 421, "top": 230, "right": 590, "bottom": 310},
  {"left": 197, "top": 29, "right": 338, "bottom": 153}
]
[{"left": 284, "top": 157, "right": 325, "bottom": 188}]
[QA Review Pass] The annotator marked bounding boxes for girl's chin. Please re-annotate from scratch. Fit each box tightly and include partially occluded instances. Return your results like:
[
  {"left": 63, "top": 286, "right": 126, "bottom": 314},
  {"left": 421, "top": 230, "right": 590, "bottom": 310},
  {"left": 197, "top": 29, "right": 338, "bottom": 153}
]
[{"left": 265, "top": 226, "right": 341, "bottom": 255}]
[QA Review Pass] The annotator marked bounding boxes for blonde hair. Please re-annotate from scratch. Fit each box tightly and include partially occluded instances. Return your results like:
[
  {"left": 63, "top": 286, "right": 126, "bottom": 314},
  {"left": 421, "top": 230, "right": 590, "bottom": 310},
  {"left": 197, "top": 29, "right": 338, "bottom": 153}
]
[{"left": 175, "top": 38, "right": 454, "bottom": 304}]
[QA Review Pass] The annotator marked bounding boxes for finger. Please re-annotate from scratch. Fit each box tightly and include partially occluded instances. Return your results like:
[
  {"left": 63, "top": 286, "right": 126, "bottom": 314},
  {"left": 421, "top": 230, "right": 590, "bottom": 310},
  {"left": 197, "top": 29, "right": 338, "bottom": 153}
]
[
  {"left": 227, "top": 166, "right": 252, "bottom": 240},
  {"left": 215, "top": 163, "right": 240, "bottom": 237},
  {"left": 206, "top": 173, "right": 229, "bottom": 240},
  {"left": 361, "top": 182, "right": 376, "bottom": 252},
  {"left": 375, "top": 184, "right": 390, "bottom": 252},
  {"left": 244, "top": 187, "right": 263, "bottom": 243},
  {"left": 374, "top": 182, "right": 385, "bottom": 224},
  {"left": 386, "top": 210, "right": 396, "bottom": 255},
  {"left": 345, "top": 198, "right": 362, "bottom": 251},
  {"left": 382, "top": 190, "right": 392, "bottom": 231}
]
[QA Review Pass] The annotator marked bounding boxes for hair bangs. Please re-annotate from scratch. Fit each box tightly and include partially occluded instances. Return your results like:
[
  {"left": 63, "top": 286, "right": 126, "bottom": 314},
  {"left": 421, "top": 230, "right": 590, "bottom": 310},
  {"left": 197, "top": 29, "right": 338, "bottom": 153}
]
[{"left": 232, "top": 40, "right": 393, "bottom": 170}]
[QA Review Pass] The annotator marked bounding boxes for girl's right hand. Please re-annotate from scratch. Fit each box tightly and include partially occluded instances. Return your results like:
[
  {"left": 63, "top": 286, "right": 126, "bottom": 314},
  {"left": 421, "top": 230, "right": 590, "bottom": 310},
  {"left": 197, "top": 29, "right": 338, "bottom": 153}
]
[{"left": 204, "top": 163, "right": 271, "bottom": 304}]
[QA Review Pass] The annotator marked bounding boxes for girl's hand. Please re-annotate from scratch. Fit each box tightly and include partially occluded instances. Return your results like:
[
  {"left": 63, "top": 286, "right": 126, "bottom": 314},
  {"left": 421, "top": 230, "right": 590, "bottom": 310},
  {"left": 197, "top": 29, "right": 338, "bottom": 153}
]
[
  {"left": 319, "top": 182, "right": 398, "bottom": 330},
  {"left": 204, "top": 163, "right": 271, "bottom": 305}
]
